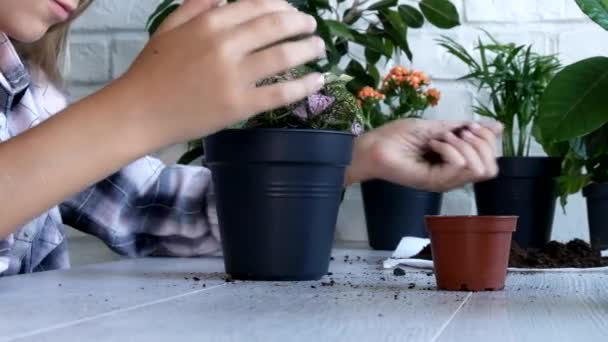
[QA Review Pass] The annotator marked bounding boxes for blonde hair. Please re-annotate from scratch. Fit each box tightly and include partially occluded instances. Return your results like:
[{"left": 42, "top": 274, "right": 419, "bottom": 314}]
[{"left": 13, "top": 0, "right": 93, "bottom": 84}]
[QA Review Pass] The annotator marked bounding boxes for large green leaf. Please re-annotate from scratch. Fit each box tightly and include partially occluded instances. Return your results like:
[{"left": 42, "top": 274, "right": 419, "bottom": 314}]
[
  {"left": 365, "top": 47, "right": 381, "bottom": 65},
  {"left": 345, "top": 59, "right": 376, "bottom": 88},
  {"left": 575, "top": 0, "right": 608, "bottom": 30},
  {"left": 538, "top": 57, "right": 608, "bottom": 142},
  {"left": 399, "top": 5, "right": 425, "bottom": 28},
  {"left": 367, "top": 63, "right": 381, "bottom": 86},
  {"left": 379, "top": 10, "right": 413, "bottom": 60},
  {"left": 352, "top": 30, "right": 392, "bottom": 57},
  {"left": 420, "top": 0, "right": 460, "bottom": 29},
  {"left": 309, "top": 0, "right": 331, "bottom": 10},
  {"left": 314, "top": 16, "right": 340, "bottom": 67},
  {"left": 325, "top": 20, "right": 355, "bottom": 40},
  {"left": 367, "top": 0, "right": 398, "bottom": 11}
]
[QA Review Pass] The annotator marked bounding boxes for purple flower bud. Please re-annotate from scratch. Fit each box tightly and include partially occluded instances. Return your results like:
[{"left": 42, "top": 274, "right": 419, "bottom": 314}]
[
  {"left": 293, "top": 104, "right": 308, "bottom": 120},
  {"left": 351, "top": 122, "right": 364, "bottom": 136},
  {"left": 308, "top": 94, "right": 335, "bottom": 116}
]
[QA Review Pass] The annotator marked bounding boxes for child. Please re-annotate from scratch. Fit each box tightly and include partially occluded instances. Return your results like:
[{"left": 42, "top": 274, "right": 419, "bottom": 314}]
[{"left": 0, "top": 0, "right": 502, "bottom": 276}]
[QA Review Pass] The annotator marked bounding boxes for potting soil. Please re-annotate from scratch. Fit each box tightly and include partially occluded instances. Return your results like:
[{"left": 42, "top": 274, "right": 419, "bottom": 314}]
[{"left": 412, "top": 239, "right": 608, "bottom": 269}]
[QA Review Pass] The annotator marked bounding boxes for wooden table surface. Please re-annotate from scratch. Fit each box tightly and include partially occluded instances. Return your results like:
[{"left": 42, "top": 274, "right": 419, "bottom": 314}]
[{"left": 1, "top": 248, "right": 607, "bottom": 342}]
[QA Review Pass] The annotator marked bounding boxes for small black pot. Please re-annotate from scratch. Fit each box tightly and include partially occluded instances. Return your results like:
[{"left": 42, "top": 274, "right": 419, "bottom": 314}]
[
  {"left": 204, "top": 128, "right": 354, "bottom": 281},
  {"left": 474, "top": 157, "right": 562, "bottom": 249},
  {"left": 583, "top": 183, "right": 608, "bottom": 250},
  {"left": 362, "top": 180, "right": 442, "bottom": 250}
]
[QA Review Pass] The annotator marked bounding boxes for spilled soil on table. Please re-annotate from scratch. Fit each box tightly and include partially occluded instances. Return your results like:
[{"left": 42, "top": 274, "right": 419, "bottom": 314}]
[{"left": 412, "top": 239, "right": 608, "bottom": 269}]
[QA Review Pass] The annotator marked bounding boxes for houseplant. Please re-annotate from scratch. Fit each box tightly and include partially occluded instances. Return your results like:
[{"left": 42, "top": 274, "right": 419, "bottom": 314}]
[
  {"left": 205, "top": 69, "right": 363, "bottom": 281},
  {"left": 439, "top": 33, "right": 563, "bottom": 248},
  {"left": 357, "top": 66, "right": 443, "bottom": 250},
  {"left": 147, "top": 1, "right": 364, "bottom": 280},
  {"left": 537, "top": 0, "right": 608, "bottom": 249},
  {"left": 147, "top": 0, "right": 461, "bottom": 164}
]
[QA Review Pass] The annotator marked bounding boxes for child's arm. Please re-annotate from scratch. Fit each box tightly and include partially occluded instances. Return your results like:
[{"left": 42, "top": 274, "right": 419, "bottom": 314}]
[
  {"left": 0, "top": 0, "right": 323, "bottom": 239},
  {"left": 59, "top": 156, "right": 221, "bottom": 257}
]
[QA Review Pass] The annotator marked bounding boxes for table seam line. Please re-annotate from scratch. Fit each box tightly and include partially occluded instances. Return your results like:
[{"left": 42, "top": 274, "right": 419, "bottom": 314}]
[
  {"left": 1, "top": 284, "right": 228, "bottom": 342},
  {"left": 428, "top": 292, "right": 473, "bottom": 342}
]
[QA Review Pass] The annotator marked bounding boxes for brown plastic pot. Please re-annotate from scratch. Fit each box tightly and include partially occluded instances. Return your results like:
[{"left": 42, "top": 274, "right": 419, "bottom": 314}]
[{"left": 425, "top": 216, "right": 518, "bottom": 292}]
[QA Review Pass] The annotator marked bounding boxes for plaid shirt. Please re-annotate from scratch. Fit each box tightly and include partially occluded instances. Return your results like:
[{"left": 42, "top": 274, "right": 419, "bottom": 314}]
[{"left": 0, "top": 33, "right": 221, "bottom": 276}]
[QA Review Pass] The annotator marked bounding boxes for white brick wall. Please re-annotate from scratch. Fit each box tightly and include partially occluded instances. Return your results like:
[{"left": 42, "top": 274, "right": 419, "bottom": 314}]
[{"left": 65, "top": 0, "right": 607, "bottom": 244}]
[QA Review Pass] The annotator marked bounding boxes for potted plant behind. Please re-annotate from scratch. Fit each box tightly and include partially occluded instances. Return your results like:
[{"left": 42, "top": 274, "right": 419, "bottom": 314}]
[
  {"left": 537, "top": 0, "right": 608, "bottom": 250},
  {"left": 357, "top": 66, "right": 443, "bottom": 250},
  {"left": 439, "top": 34, "right": 563, "bottom": 248}
]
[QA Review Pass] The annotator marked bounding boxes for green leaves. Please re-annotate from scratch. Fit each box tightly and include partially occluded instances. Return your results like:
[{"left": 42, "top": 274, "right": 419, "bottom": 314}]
[
  {"left": 352, "top": 29, "right": 391, "bottom": 57},
  {"left": 379, "top": 10, "right": 413, "bottom": 61},
  {"left": 367, "top": 0, "right": 398, "bottom": 11},
  {"left": 575, "top": 0, "right": 608, "bottom": 30},
  {"left": 538, "top": 57, "right": 608, "bottom": 142},
  {"left": 309, "top": 0, "right": 331, "bottom": 10},
  {"left": 345, "top": 60, "right": 376, "bottom": 90},
  {"left": 325, "top": 20, "right": 354, "bottom": 40},
  {"left": 441, "top": 32, "right": 562, "bottom": 157},
  {"left": 420, "top": 0, "right": 460, "bottom": 29},
  {"left": 399, "top": 5, "right": 425, "bottom": 28}
]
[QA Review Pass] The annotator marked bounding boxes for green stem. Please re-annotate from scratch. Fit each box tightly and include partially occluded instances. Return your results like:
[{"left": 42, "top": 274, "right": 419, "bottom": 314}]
[
  {"left": 517, "top": 121, "right": 525, "bottom": 157},
  {"left": 503, "top": 124, "right": 515, "bottom": 157}
]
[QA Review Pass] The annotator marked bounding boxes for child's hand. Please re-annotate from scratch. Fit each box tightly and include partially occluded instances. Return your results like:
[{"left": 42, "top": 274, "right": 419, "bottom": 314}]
[
  {"left": 345, "top": 119, "right": 503, "bottom": 191},
  {"left": 119, "top": 0, "right": 325, "bottom": 148}
]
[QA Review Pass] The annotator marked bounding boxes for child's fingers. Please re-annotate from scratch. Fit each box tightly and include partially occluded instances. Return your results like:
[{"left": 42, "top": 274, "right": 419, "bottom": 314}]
[
  {"left": 461, "top": 129, "right": 498, "bottom": 178},
  {"left": 245, "top": 36, "right": 324, "bottom": 80},
  {"left": 444, "top": 131, "right": 486, "bottom": 177},
  {"left": 207, "top": 0, "right": 296, "bottom": 29},
  {"left": 247, "top": 73, "right": 325, "bottom": 116},
  {"left": 428, "top": 139, "right": 466, "bottom": 169},
  {"left": 156, "top": 0, "right": 223, "bottom": 34},
  {"left": 233, "top": 11, "right": 318, "bottom": 54},
  {"left": 467, "top": 123, "right": 499, "bottom": 154}
]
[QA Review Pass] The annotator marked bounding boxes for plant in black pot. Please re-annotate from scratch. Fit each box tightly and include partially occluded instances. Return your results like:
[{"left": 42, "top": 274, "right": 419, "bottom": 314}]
[
  {"left": 439, "top": 33, "right": 563, "bottom": 248},
  {"left": 357, "top": 66, "right": 443, "bottom": 250},
  {"left": 146, "top": 0, "right": 363, "bottom": 281},
  {"left": 537, "top": 0, "right": 608, "bottom": 250},
  {"left": 146, "top": 0, "right": 462, "bottom": 164},
  {"left": 204, "top": 69, "right": 363, "bottom": 281}
]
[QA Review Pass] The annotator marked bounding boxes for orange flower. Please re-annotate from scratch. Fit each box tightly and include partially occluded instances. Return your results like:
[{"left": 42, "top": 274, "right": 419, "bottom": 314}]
[
  {"left": 412, "top": 71, "right": 430, "bottom": 85},
  {"left": 427, "top": 88, "right": 441, "bottom": 107},
  {"left": 408, "top": 76, "right": 421, "bottom": 89},
  {"left": 357, "top": 86, "right": 385, "bottom": 101}
]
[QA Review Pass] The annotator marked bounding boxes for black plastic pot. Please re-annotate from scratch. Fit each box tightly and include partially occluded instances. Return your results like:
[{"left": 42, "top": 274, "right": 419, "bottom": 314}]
[
  {"left": 474, "top": 157, "right": 562, "bottom": 249},
  {"left": 204, "top": 128, "right": 354, "bottom": 281},
  {"left": 583, "top": 183, "right": 608, "bottom": 250},
  {"left": 362, "top": 180, "right": 442, "bottom": 250}
]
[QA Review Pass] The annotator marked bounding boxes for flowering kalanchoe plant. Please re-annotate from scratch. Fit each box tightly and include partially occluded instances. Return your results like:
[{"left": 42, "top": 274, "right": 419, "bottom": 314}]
[
  {"left": 357, "top": 66, "right": 440, "bottom": 130},
  {"left": 244, "top": 68, "right": 365, "bottom": 135}
]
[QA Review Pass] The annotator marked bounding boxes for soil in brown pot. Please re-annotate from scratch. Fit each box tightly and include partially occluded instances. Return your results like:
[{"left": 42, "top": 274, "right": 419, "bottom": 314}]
[{"left": 412, "top": 239, "right": 608, "bottom": 268}]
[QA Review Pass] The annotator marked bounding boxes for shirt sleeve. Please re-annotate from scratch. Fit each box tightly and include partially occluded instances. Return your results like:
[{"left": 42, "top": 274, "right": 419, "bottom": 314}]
[{"left": 59, "top": 156, "right": 222, "bottom": 258}]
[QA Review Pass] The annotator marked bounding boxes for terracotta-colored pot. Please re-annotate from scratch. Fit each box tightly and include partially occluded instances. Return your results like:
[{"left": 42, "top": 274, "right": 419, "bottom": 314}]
[{"left": 425, "top": 216, "right": 518, "bottom": 291}]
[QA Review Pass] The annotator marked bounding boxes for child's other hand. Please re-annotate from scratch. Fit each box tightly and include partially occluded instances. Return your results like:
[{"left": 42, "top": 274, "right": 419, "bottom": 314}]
[
  {"left": 119, "top": 0, "right": 325, "bottom": 149},
  {"left": 345, "top": 119, "right": 503, "bottom": 192}
]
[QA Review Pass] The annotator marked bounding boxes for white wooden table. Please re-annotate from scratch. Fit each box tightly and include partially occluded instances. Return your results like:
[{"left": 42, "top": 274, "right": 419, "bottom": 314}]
[{"left": 1, "top": 248, "right": 608, "bottom": 342}]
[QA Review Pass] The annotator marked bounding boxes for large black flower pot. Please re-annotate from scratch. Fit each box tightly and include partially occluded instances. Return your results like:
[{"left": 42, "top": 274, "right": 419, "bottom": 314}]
[
  {"left": 583, "top": 183, "right": 608, "bottom": 250},
  {"left": 362, "top": 180, "right": 442, "bottom": 250},
  {"left": 474, "top": 157, "right": 562, "bottom": 249},
  {"left": 204, "top": 129, "right": 354, "bottom": 281}
]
